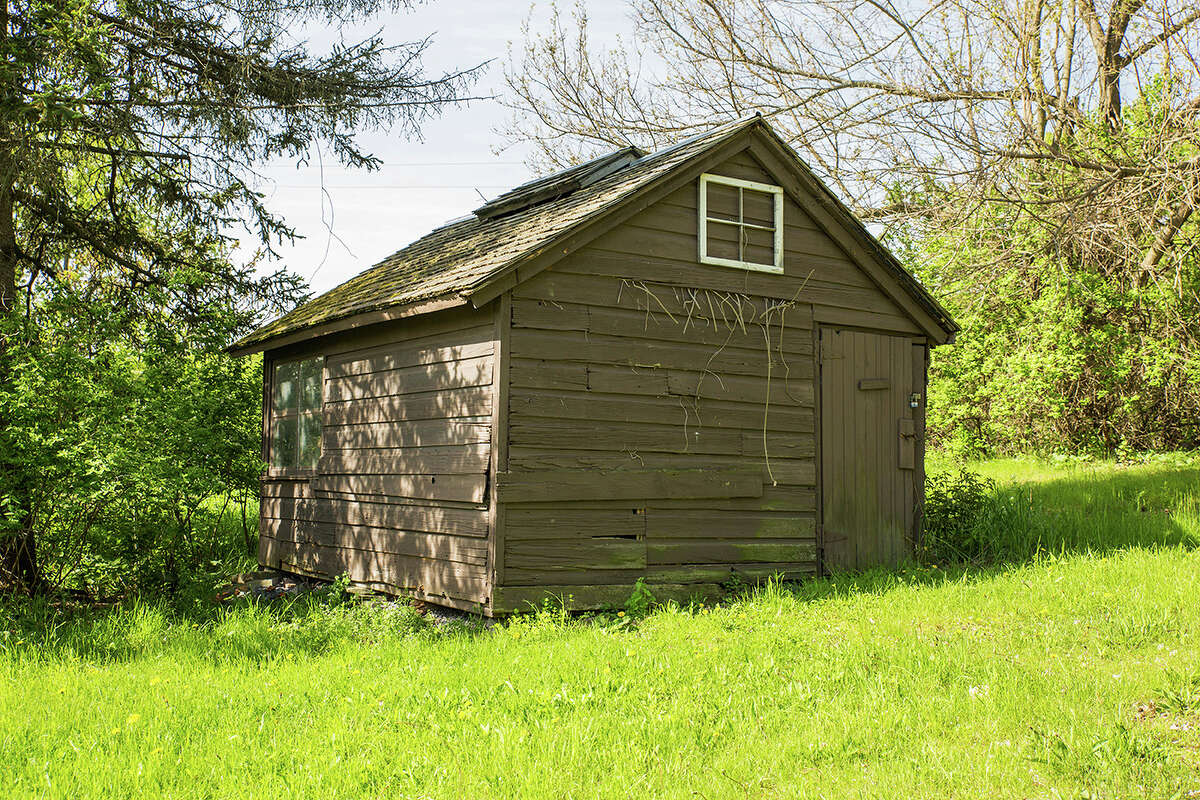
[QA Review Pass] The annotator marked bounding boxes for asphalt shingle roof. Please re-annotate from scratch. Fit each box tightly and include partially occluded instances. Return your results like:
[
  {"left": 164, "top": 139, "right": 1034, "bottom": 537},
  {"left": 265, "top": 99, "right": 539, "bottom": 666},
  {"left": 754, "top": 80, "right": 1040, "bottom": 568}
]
[
  {"left": 234, "top": 115, "right": 957, "bottom": 353},
  {"left": 234, "top": 117, "right": 759, "bottom": 351}
]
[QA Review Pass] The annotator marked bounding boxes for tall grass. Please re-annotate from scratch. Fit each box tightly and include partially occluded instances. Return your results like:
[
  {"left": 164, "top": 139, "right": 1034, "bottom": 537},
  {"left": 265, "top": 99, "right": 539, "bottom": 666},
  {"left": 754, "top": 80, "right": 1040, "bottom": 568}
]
[
  {"left": 5, "top": 548, "right": 1200, "bottom": 798},
  {"left": 922, "top": 456, "right": 1200, "bottom": 564}
]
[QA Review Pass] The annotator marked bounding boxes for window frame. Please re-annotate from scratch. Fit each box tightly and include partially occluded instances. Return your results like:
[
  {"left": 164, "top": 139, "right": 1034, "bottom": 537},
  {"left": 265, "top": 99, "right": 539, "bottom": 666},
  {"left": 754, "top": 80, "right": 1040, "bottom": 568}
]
[
  {"left": 697, "top": 173, "right": 785, "bottom": 274},
  {"left": 267, "top": 354, "right": 325, "bottom": 476}
]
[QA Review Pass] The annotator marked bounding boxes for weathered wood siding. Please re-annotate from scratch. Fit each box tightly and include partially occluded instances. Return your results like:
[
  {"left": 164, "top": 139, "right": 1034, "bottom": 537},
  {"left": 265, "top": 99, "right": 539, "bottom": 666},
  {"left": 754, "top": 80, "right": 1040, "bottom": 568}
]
[
  {"left": 493, "top": 148, "right": 919, "bottom": 610},
  {"left": 259, "top": 305, "right": 496, "bottom": 609}
]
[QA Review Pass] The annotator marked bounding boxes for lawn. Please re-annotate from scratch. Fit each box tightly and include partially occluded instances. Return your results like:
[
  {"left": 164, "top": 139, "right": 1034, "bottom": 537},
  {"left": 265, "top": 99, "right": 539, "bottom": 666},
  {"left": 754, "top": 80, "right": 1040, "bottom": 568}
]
[{"left": 4, "top": 456, "right": 1200, "bottom": 798}]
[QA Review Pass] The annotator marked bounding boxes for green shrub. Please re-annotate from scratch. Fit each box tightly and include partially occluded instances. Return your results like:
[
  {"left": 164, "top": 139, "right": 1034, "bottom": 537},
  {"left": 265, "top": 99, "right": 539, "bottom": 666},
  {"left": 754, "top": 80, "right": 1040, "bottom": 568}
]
[
  {"left": 0, "top": 291, "right": 265, "bottom": 595},
  {"left": 921, "top": 470, "right": 999, "bottom": 564}
]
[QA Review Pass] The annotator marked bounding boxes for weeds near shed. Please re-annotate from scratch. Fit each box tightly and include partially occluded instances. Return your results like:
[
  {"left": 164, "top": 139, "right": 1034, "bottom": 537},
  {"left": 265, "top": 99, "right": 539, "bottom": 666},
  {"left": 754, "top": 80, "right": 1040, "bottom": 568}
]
[
  {"left": 324, "top": 572, "right": 353, "bottom": 608},
  {"left": 920, "top": 469, "right": 1000, "bottom": 563},
  {"left": 623, "top": 578, "right": 657, "bottom": 618}
]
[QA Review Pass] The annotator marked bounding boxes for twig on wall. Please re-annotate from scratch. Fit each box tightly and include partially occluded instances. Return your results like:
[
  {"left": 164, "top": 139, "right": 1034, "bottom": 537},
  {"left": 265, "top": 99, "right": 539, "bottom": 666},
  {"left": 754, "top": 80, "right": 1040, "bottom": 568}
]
[{"left": 617, "top": 271, "right": 814, "bottom": 478}]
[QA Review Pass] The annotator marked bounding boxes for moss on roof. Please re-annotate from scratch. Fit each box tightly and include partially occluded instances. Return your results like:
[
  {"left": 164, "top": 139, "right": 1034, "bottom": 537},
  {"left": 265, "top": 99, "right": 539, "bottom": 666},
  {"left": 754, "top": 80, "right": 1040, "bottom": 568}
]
[
  {"left": 233, "top": 115, "right": 957, "bottom": 352},
  {"left": 233, "top": 118, "right": 759, "bottom": 351}
]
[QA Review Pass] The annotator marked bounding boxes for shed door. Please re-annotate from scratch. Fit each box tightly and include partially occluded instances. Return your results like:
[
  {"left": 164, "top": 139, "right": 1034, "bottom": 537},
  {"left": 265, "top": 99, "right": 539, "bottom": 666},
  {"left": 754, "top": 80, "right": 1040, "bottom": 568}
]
[{"left": 819, "top": 328, "right": 917, "bottom": 571}]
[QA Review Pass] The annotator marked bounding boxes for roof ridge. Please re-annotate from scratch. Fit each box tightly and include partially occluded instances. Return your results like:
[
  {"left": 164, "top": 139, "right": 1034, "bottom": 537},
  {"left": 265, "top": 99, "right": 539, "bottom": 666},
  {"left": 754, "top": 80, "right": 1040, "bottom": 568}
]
[
  {"left": 623, "top": 114, "right": 761, "bottom": 168},
  {"left": 472, "top": 146, "right": 646, "bottom": 220}
]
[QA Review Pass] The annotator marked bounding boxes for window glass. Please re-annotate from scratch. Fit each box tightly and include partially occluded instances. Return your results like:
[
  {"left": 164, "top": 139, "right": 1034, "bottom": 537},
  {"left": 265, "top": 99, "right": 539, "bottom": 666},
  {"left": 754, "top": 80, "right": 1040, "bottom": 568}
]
[
  {"left": 742, "top": 189, "right": 776, "bottom": 228},
  {"left": 705, "top": 181, "right": 740, "bottom": 222},
  {"left": 743, "top": 226, "right": 776, "bottom": 266},
  {"left": 270, "top": 356, "right": 322, "bottom": 469},
  {"left": 271, "top": 415, "right": 298, "bottom": 468},
  {"left": 272, "top": 360, "right": 299, "bottom": 414},
  {"left": 299, "top": 359, "right": 323, "bottom": 411},
  {"left": 705, "top": 220, "right": 741, "bottom": 261},
  {"left": 699, "top": 174, "right": 782, "bottom": 271},
  {"left": 298, "top": 412, "right": 322, "bottom": 469}
]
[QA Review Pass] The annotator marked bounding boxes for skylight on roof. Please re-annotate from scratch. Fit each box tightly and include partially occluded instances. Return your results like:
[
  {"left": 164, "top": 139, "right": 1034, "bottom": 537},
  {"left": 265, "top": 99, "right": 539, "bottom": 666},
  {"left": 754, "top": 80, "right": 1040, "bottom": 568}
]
[{"left": 473, "top": 147, "right": 645, "bottom": 220}]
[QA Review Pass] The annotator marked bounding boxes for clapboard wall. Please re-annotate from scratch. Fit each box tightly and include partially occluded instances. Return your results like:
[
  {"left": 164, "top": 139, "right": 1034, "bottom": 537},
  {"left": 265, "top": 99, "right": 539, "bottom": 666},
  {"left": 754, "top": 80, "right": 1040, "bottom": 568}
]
[
  {"left": 258, "top": 305, "right": 496, "bottom": 610},
  {"left": 252, "top": 144, "right": 936, "bottom": 614},
  {"left": 489, "top": 149, "right": 917, "bottom": 611}
]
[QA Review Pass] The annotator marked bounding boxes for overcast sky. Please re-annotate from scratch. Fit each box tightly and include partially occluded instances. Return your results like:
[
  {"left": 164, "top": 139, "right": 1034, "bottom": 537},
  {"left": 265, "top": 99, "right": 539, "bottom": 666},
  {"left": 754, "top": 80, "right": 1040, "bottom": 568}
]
[{"left": 241, "top": 2, "right": 636, "bottom": 296}]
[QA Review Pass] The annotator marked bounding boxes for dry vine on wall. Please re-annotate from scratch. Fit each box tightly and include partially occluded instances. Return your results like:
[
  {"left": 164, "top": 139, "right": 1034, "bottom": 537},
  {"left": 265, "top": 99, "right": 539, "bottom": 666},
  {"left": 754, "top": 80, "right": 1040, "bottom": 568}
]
[{"left": 615, "top": 273, "right": 813, "bottom": 485}]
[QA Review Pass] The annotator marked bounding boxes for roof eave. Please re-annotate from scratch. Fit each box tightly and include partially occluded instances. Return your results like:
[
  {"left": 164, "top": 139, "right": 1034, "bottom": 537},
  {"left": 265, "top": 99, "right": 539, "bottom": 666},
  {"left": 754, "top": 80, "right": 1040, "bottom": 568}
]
[{"left": 227, "top": 293, "right": 470, "bottom": 357}]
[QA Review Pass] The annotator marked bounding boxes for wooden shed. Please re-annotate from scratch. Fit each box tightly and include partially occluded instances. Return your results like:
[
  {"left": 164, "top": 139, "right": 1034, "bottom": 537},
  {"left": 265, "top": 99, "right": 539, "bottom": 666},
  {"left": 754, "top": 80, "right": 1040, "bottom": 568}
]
[{"left": 231, "top": 116, "right": 958, "bottom": 614}]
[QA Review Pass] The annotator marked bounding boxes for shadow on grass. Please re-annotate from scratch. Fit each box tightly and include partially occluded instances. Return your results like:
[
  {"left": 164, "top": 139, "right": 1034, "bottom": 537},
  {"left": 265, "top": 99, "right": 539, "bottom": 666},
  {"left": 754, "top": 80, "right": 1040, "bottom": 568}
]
[
  {"left": 8, "top": 461, "right": 1199, "bottom": 663},
  {"left": 960, "top": 460, "right": 1198, "bottom": 557},
  {"left": 0, "top": 580, "right": 494, "bottom": 665},
  {"left": 797, "top": 460, "right": 1200, "bottom": 603}
]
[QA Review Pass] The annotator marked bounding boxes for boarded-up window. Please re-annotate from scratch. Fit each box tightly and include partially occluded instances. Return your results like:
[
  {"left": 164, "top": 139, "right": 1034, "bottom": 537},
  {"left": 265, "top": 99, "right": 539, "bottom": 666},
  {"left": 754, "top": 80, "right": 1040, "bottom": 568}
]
[
  {"left": 698, "top": 173, "right": 784, "bottom": 273},
  {"left": 271, "top": 356, "right": 323, "bottom": 469}
]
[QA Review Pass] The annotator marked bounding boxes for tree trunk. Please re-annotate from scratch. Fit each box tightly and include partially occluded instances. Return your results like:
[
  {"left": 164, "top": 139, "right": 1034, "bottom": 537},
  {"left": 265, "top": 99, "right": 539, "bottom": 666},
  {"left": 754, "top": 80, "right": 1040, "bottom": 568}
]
[
  {"left": 1098, "top": 67, "right": 1122, "bottom": 130},
  {"left": 1080, "top": 0, "right": 1143, "bottom": 133},
  {"left": 0, "top": 0, "right": 42, "bottom": 594}
]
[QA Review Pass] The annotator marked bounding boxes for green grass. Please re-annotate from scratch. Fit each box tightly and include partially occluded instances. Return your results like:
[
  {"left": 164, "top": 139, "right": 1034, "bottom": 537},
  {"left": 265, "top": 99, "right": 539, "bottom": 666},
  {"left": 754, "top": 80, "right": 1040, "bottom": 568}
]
[
  {"left": 4, "top": 456, "right": 1200, "bottom": 798},
  {"left": 925, "top": 452, "right": 1200, "bottom": 561}
]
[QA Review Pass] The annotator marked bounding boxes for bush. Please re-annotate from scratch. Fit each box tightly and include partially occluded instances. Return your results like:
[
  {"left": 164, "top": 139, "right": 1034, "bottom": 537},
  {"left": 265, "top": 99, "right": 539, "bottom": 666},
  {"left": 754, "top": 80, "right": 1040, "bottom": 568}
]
[
  {"left": 920, "top": 470, "right": 999, "bottom": 564},
  {"left": 918, "top": 202, "right": 1200, "bottom": 457},
  {"left": 0, "top": 281, "right": 266, "bottom": 596}
]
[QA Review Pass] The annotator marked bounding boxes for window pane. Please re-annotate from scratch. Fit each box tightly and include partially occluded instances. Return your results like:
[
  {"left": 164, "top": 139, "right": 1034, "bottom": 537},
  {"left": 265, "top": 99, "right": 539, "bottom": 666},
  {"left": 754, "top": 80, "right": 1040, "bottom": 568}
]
[
  {"left": 271, "top": 417, "right": 298, "bottom": 468},
  {"left": 298, "top": 412, "right": 322, "bottom": 469},
  {"left": 272, "top": 361, "right": 299, "bottom": 414},
  {"left": 743, "top": 226, "right": 776, "bottom": 266},
  {"left": 705, "top": 220, "right": 741, "bottom": 261},
  {"left": 299, "top": 358, "right": 323, "bottom": 412},
  {"left": 742, "top": 188, "right": 776, "bottom": 228},
  {"left": 705, "top": 180, "right": 740, "bottom": 222}
]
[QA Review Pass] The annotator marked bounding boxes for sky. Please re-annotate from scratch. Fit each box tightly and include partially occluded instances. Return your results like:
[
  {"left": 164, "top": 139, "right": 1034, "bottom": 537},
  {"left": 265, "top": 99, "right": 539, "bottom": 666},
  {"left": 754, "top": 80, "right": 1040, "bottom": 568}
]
[{"left": 241, "top": 2, "right": 637, "bottom": 296}]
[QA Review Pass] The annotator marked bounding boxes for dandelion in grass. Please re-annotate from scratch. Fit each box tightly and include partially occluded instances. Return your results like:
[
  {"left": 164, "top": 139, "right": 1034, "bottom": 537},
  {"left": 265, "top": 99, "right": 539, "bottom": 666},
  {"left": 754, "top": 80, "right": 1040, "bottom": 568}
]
[{"left": 126, "top": 713, "right": 141, "bottom": 725}]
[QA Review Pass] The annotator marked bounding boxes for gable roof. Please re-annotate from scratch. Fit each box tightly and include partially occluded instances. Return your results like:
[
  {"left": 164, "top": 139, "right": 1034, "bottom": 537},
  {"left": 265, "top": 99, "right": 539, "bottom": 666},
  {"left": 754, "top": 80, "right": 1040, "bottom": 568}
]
[{"left": 231, "top": 116, "right": 956, "bottom": 355}]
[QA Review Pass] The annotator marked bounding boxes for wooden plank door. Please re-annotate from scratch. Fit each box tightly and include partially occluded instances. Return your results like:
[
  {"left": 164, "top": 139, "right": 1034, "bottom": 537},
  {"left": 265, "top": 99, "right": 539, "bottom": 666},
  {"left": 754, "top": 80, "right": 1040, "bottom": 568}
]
[{"left": 819, "top": 328, "right": 917, "bottom": 571}]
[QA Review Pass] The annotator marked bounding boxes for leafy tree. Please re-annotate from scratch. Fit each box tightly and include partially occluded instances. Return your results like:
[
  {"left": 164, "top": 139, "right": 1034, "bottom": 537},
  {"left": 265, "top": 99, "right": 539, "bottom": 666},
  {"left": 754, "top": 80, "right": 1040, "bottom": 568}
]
[
  {"left": 4, "top": 268, "right": 264, "bottom": 593},
  {"left": 0, "top": 0, "right": 481, "bottom": 590}
]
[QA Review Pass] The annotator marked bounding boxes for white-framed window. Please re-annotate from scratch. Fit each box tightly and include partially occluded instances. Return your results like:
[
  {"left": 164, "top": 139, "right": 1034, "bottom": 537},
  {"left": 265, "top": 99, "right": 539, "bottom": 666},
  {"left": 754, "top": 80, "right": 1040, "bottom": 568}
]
[
  {"left": 270, "top": 355, "right": 324, "bottom": 469},
  {"left": 698, "top": 173, "right": 784, "bottom": 273}
]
